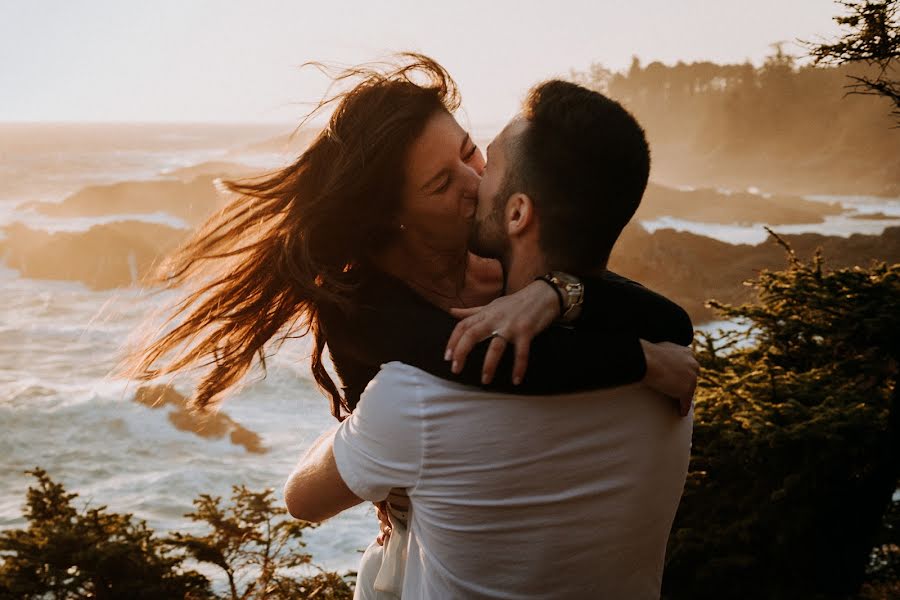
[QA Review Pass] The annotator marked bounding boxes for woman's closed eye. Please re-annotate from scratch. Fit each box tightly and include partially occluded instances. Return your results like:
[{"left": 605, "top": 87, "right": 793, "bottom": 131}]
[
  {"left": 433, "top": 177, "right": 452, "bottom": 194},
  {"left": 432, "top": 145, "right": 481, "bottom": 194}
]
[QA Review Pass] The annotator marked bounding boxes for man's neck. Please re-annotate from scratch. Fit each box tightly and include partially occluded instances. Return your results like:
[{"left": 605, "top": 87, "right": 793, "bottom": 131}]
[
  {"left": 504, "top": 246, "right": 549, "bottom": 294},
  {"left": 504, "top": 245, "right": 608, "bottom": 294}
]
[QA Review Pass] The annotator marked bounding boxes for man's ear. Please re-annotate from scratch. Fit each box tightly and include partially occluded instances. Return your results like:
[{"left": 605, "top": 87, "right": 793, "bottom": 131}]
[{"left": 506, "top": 193, "right": 535, "bottom": 237}]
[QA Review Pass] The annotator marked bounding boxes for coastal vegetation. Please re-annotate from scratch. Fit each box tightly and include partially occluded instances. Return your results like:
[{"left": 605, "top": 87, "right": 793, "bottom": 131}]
[
  {"left": 665, "top": 235, "right": 900, "bottom": 598},
  {"left": 0, "top": 469, "right": 354, "bottom": 599},
  {"left": 573, "top": 47, "right": 899, "bottom": 196}
]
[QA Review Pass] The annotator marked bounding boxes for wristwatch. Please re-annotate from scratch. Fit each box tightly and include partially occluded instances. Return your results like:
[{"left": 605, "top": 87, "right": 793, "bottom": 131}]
[{"left": 536, "top": 271, "right": 584, "bottom": 323}]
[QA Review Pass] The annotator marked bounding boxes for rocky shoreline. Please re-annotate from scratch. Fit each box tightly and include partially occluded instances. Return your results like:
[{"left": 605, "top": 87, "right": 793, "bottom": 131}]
[
  {"left": 2, "top": 164, "right": 898, "bottom": 326},
  {"left": 3, "top": 216, "right": 897, "bottom": 326}
]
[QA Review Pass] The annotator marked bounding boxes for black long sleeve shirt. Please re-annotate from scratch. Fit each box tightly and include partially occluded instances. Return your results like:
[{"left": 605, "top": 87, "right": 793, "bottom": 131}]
[{"left": 319, "top": 270, "right": 693, "bottom": 411}]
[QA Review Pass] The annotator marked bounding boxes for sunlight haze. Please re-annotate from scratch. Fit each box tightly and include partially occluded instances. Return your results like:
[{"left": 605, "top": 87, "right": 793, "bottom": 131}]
[{"left": 1, "top": 0, "right": 842, "bottom": 125}]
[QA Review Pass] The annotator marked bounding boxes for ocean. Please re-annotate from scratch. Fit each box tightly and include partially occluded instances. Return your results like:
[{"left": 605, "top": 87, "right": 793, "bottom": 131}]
[{"left": 0, "top": 123, "right": 375, "bottom": 574}]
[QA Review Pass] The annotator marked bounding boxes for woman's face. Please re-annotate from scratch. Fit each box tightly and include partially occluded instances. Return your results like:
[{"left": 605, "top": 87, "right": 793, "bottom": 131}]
[{"left": 398, "top": 110, "right": 485, "bottom": 252}]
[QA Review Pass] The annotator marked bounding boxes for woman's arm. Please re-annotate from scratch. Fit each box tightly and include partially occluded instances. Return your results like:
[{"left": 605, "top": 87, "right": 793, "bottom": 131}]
[
  {"left": 445, "top": 273, "right": 696, "bottom": 407},
  {"left": 576, "top": 271, "right": 694, "bottom": 345},
  {"left": 322, "top": 271, "right": 694, "bottom": 398}
]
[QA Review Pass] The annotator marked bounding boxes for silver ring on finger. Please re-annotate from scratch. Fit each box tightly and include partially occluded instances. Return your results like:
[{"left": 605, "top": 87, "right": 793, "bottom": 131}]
[{"left": 491, "top": 329, "right": 509, "bottom": 344}]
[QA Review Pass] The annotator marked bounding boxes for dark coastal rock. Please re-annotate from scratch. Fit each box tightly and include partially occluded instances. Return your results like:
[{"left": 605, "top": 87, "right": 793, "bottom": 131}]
[
  {"left": 636, "top": 184, "right": 843, "bottom": 225},
  {"left": 227, "top": 128, "right": 319, "bottom": 157},
  {"left": 18, "top": 176, "right": 227, "bottom": 226},
  {"left": 609, "top": 224, "right": 900, "bottom": 323},
  {"left": 164, "top": 161, "right": 266, "bottom": 181},
  {"left": 848, "top": 212, "right": 900, "bottom": 220},
  {"left": 17, "top": 173, "right": 847, "bottom": 235},
  {"left": 1, "top": 221, "right": 188, "bottom": 290},
  {"left": 134, "top": 384, "right": 267, "bottom": 454},
  {"left": 3, "top": 212, "right": 898, "bottom": 328}
]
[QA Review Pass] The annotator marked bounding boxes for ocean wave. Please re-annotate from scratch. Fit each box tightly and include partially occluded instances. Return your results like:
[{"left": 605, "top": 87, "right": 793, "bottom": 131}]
[
  {"left": 639, "top": 212, "right": 900, "bottom": 245},
  {"left": 804, "top": 193, "right": 900, "bottom": 217},
  {"left": 0, "top": 206, "right": 191, "bottom": 232},
  {"left": 0, "top": 357, "right": 370, "bottom": 572}
]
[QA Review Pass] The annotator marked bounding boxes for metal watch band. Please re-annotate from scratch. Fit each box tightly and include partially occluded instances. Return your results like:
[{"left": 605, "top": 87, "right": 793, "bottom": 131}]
[{"left": 537, "top": 271, "right": 584, "bottom": 323}]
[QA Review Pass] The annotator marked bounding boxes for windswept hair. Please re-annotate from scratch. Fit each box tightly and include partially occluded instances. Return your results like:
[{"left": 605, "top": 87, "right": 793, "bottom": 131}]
[{"left": 124, "top": 53, "right": 459, "bottom": 418}]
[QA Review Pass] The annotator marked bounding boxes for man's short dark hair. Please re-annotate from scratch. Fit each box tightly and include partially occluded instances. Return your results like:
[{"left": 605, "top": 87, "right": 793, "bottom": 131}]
[{"left": 504, "top": 80, "right": 650, "bottom": 271}]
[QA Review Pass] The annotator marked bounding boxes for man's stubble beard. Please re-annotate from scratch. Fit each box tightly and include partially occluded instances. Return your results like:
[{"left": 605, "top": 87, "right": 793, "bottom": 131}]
[{"left": 467, "top": 192, "right": 509, "bottom": 263}]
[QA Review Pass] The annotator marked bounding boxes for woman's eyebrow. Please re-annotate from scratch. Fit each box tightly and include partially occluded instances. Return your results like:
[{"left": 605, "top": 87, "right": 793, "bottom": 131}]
[{"left": 419, "top": 133, "right": 472, "bottom": 191}]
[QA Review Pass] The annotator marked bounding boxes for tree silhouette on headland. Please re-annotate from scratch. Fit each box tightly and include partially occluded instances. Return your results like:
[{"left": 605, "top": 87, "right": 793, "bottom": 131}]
[
  {"left": 573, "top": 47, "right": 900, "bottom": 195},
  {"left": 804, "top": 1, "right": 900, "bottom": 123}
]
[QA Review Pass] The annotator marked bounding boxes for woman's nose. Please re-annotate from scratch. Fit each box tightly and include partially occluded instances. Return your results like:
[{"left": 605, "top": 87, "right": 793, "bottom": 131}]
[{"left": 462, "top": 164, "right": 482, "bottom": 195}]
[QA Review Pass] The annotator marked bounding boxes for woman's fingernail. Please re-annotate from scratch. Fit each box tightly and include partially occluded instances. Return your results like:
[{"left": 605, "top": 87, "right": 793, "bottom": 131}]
[
  {"left": 452, "top": 360, "right": 459, "bottom": 373},
  {"left": 513, "top": 376, "right": 521, "bottom": 385},
  {"left": 482, "top": 372, "right": 489, "bottom": 384},
  {"left": 444, "top": 348, "right": 452, "bottom": 361}
]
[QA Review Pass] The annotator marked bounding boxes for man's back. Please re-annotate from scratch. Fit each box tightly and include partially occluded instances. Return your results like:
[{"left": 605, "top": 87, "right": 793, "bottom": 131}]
[{"left": 333, "top": 362, "right": 693, "bottom": 599}]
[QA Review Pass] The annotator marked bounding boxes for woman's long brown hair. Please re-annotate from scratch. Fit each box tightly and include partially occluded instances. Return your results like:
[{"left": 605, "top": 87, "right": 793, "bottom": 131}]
[{"left": 125, "top": 53, "right": 460, "bottom": 418}]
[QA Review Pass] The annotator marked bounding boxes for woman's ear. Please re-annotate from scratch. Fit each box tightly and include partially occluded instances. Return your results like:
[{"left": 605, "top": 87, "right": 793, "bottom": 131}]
[{"left": 506, "top": 193, "right": 535, "bottom": 237}]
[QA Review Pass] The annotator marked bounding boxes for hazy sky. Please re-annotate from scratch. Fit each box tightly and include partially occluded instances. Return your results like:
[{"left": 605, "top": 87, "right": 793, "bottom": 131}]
[{"left": 1, "top": 0, "right": 844, "bottom": 125}]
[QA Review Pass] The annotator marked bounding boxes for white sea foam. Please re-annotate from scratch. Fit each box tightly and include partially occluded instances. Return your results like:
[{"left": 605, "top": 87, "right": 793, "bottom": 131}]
[
  {"left": 0, "top": 207, "right": 191, "bottom": 232},
  {"left": 0, "top": 277, "right": 374, "bottom": 571},
  {"left": 640, "top": 209, "right": 900, "bottom": 245}
]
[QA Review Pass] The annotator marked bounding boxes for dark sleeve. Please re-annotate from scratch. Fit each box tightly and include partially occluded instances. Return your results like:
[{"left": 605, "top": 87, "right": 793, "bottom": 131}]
[
  {"left": 323, "top": 273, "right": 692, "bottom": 395},
  {"left": 577, "top": 271, "right": 695, "bottom": 346}
]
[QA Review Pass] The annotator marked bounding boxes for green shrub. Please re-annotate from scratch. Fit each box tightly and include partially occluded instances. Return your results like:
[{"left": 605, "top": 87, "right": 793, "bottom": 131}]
[
  {"left": 664, "top": 234, "right": 900, "bottom": 599},
  {"left": 0, "top": 468, "right": 211, "bottom": 599},
  {"left": 0, "top": 471, "right": 354, "bottom": 600}
]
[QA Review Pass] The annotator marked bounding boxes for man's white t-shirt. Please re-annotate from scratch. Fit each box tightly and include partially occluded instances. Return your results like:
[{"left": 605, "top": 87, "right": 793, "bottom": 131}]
[{"left": 333, "top": 362, "right": 692, "bottom": 599}]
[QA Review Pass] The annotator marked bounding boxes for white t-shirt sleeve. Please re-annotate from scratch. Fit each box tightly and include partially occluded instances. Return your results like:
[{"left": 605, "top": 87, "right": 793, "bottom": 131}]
[{"left": 332, "top": 363, "right": 424, "bottom": 502}]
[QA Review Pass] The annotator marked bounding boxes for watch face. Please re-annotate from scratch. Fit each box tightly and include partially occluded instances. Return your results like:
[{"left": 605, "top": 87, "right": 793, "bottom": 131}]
[{"left": 550, "top": 271, "right": 580, "bottom": 286}]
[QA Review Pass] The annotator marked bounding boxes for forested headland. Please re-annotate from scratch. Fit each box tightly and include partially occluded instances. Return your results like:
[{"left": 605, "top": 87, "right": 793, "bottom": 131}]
[{"left": 574, "top": 48, "right": 900, "bottom": 196}]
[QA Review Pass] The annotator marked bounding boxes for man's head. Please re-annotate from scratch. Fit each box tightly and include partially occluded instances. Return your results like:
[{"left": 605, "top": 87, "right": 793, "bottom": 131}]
[{"left": 470, "top": 80, "right": 650, "bottom": 273}]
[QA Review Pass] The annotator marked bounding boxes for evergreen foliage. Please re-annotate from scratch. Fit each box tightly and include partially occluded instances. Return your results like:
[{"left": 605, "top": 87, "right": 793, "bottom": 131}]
[
  {"left": 0, "top": 468, "right": 210, "bottom": 599},
  {"left": 169, "top": 486, "right": 353, "bottom": 600},
  {"left": 805, "top": 1, "right": 900, "bottom": 122},
  {"left": 663, "top": 233, "right": 900, "bottom": 599},
  {"left": 0, "top": 471, "right": 354, "bottom": 600}
]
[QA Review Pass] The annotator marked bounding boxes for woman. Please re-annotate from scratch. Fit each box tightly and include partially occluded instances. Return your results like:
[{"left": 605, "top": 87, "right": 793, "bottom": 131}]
[{"left": 127, "top": 54, "right": 694, "bottom": 596}]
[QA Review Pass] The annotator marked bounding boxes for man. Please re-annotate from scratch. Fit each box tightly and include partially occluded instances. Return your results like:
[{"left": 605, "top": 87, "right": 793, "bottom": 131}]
[{"left": 285, "top": 80, "right": 695, "bottom": 598}]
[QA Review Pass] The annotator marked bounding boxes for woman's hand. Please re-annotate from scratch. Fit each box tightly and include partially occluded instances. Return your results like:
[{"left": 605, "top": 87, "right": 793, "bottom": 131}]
[
  {"left": 640, "top": 340, "right": 699, "bottom": 416},
  {"left": 445, "top": 280, "right": 561, "bottom": 386},
  {"left": 375, "top": 501, "right": 392, "bottom": 546},
  {"left": 375, "top": 489, "right": 410, "bottom": 546}
]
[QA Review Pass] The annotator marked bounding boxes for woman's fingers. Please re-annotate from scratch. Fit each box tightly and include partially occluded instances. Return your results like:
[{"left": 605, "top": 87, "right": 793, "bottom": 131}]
[
  {"left": 511, "top": 336, "right": 532, "bottom": 386},
  {"left": 375, "top": 501, "right": 392, "bottom": 545},
  {"left": 480, "top": 336, "right": 509, "bottom": 384},
  {"left": 449, "top": 318, "right": 494, "bottom": 373},
  {"left": 377, "top": 528, "right": 391, "bottom": 546},
  {"left": 446, "top": 313, "right": 482, "bottom": 362},
  {"left": 449, "top": 306, "right": 484, "bottom": 318}
]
